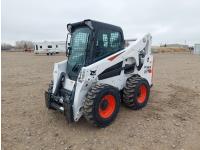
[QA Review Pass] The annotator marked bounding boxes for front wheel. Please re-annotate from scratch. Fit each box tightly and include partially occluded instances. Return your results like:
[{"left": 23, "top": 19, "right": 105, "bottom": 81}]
[{"left": 83, "top": 84, "right": 120, "bottom": 128}]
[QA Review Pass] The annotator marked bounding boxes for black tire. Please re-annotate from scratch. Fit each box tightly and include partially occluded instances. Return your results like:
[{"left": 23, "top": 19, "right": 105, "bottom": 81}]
[
  {"left": 46, "top": 53, "right": 49, "bottom": 56},
  {"left": 123, "top": 76, "right": 150, "bottom": 110},
  {"left": 83, "top": 84, "right": 120, "bottom": 128}
]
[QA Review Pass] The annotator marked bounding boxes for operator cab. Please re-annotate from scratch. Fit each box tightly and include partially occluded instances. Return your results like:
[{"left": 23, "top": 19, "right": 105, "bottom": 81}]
[{"left": 66, "top": 19, "right": 125, "bottom": 80}]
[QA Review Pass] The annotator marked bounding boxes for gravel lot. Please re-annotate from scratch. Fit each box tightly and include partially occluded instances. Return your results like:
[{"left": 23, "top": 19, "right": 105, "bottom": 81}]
[{"left": 2, "top": 52, "right": 200, "bottom": 150}]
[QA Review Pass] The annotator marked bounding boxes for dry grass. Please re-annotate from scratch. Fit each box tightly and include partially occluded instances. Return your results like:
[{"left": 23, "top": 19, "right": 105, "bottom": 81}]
[
  {"left": 2, "top": 52, "right": 200, "bottom": 150},
  {"left": 152, "top": 46, "right": 190, "bottom": 53}
]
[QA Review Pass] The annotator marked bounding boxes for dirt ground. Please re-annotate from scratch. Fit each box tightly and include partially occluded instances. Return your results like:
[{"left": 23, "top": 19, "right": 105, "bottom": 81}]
[{"left": 2, "top": 52, "right": 200, "bottom": 150}]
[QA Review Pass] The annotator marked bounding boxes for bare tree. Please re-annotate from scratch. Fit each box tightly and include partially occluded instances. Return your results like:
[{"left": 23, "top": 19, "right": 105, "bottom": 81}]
[
  {"left": 15, "top": 40, "right": 34, "bottom": 49},
  {"left": 1, "top": 43, "right": 13, "bottom": 50}
]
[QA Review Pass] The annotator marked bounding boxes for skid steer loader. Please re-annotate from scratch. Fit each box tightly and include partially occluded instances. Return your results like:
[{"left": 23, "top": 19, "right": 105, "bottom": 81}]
[{"left": 45, "top": 19, "right": 153, "bottom": 127}]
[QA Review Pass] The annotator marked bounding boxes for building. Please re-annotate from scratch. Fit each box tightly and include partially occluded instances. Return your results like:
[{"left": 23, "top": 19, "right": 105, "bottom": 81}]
[
  {"left": 161, "top": 44, "right": 189, "bottom": 49},
  {"left": 194, "top": 44, "right": 200, "bottom": 54},
  {"left": 34, "top": 41, "right": 66, "bottom": 55}
]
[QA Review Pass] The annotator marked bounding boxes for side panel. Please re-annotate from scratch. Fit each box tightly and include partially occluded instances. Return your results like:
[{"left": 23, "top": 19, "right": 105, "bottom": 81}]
[
  {"left": 98, "top": 62, "right": 123, "bottom": 80},
  {"left": 52, "top": 60, "right": 68, "bottom": 93},
  {"left": 72, "top": 80, "right": 93, "bottom": 121},
  {"left": 138, "top": 54, "right": 153, "bottom": 86}
]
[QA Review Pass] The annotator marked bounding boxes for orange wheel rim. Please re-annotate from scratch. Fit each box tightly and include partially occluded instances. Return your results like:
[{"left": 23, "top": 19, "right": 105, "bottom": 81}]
[
  {"left": 137, "top": 84, "right": 147, "bottom": 103},
  {"left": 99, "top": 95, "right": 116, "bottom": 119}
]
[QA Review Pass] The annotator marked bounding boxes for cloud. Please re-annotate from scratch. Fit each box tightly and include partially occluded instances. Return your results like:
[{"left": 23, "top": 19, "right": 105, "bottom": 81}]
[{"left": 1, "top": 0, "right": 200, "bottom": 45}]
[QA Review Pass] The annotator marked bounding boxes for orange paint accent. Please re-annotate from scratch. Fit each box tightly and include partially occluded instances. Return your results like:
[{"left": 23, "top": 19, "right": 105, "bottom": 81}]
[
  {"left": 108, "top": 51, "right": 124, "bottom": 61},
  {"left": 137, "top": 84, "right": 147, "bottom": 103},
  {"left": 99, "top": 95, "right": 116, "bottom": 119}
]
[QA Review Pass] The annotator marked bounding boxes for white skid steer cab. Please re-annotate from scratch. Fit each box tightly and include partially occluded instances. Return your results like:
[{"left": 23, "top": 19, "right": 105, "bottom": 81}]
[{"left": 45, "top": 19, "right": 154, "bottom": 127}]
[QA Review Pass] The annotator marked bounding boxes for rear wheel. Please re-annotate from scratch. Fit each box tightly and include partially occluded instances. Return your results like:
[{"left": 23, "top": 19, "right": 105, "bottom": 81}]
[
  {"left": 83, "top": 84, "right": 120, "bottom": 127},
  {"left": 123, "top": 76, "right": 150, "bottom": 110}
]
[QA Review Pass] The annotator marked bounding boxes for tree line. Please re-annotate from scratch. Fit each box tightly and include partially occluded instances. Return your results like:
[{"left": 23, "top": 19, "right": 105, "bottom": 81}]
[{"left": 1, "top": 41, "right": 34, "bottom": 51}]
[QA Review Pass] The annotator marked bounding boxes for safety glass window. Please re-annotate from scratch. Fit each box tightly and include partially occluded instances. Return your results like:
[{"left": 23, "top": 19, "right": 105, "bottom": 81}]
[{"left": 95, "top": 30, "right": 122, "bottom": 61}]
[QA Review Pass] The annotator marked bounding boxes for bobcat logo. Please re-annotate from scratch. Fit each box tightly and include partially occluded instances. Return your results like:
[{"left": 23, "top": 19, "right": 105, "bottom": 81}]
[{"left": 90, "top": 70, "right": 96, "bottom": 76}]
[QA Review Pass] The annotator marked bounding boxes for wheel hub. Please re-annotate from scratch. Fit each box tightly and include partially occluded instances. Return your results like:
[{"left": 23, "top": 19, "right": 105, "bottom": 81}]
[
  {"left": 100, "top": 100, "right": 108, "bottom": 110},
  {"left": 137, "top": 84, "right": 147, "bottom": 103},
  {"left": 98, "top": 95, "right": 116, "bottom": 119}
]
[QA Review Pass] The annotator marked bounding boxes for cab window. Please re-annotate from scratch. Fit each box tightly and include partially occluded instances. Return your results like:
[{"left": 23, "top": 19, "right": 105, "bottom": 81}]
[{"left": 94, "top": 29, "right": 123, "bottom": 61}]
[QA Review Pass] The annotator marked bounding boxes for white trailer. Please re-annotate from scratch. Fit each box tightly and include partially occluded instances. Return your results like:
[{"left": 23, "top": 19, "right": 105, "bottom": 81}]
[{"left": 34, "top": 41, "right": 66, "bottom": 55}]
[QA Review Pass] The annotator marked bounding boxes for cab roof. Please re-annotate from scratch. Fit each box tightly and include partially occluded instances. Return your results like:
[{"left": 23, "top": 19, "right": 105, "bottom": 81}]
[{"left": 67, "top": 19, "right": 123, "bottom": 35}]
